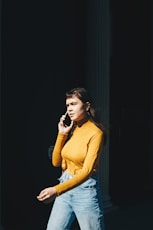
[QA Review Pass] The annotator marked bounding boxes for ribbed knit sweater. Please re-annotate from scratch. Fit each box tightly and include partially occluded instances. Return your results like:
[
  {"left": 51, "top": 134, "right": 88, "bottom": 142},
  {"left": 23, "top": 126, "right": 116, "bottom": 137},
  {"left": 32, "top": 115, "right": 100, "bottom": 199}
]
[{"left": 52, "top": 120, "right": 103, "bottom": 195}]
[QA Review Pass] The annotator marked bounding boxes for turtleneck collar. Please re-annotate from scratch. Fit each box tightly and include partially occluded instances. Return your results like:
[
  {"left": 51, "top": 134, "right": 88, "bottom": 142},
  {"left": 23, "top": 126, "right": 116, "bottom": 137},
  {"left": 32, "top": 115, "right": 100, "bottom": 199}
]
[{"left": 76, "top": 116, "right": 89, "bottom": 127}]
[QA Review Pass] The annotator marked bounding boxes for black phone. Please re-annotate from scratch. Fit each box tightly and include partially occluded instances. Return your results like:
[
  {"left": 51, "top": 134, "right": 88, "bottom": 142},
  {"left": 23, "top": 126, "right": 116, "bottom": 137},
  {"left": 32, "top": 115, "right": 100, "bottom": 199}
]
[{"left": 64, "top": 111, "right": 71, "bottom": 126}]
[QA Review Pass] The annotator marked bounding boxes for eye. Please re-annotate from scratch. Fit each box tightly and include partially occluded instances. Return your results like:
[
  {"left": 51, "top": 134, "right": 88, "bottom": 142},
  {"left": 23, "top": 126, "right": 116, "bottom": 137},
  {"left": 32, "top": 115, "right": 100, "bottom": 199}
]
[{"left": 71, "top": 102, "right": 77, "bottom": 105}]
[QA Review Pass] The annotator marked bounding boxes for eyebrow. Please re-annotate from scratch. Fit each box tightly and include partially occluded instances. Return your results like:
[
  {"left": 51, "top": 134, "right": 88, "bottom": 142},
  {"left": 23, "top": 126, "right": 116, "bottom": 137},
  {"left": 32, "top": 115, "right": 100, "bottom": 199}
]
[{"left": 66, "top": 101, "right": 78, "bottom": 107}]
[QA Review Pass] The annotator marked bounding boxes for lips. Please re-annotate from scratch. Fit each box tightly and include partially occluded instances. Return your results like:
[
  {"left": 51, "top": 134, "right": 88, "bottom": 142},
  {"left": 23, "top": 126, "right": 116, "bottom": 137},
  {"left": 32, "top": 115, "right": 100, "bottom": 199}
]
[{"left": 69, "top": 113, "right": 75, "bottom": 118}]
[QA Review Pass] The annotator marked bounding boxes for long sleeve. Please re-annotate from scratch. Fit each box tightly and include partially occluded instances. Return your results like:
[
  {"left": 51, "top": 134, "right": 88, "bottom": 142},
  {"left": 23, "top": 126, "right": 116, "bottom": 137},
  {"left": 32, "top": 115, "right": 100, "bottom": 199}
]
[
  {"left": 54, "top": 130, "right": 103, "bottom": 195},
  {"left": 52, "top": 133, "right": 68, "bottom": 167},
  {"left": 52, "top": 120, "right": 104, "bottom": 196}
]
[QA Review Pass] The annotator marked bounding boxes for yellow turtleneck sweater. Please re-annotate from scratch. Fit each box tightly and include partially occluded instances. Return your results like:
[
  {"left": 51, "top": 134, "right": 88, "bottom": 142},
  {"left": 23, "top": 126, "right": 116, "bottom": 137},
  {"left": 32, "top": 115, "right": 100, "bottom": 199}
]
[{"left": 52, "top": 120, "right": 103, "bottom": 195}]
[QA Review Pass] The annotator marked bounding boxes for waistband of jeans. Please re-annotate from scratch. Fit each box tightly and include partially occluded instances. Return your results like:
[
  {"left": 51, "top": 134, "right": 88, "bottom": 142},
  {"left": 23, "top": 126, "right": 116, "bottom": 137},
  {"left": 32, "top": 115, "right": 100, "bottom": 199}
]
[{"left": 63, "top": 170, "right": 97, "bottom": 180}]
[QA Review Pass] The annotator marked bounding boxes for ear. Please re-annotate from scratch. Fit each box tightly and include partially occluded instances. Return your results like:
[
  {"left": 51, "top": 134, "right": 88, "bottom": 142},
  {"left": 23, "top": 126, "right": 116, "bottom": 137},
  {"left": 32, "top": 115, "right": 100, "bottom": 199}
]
[{"left": 86, "top": 102, "right": 90, "bottom": 111}]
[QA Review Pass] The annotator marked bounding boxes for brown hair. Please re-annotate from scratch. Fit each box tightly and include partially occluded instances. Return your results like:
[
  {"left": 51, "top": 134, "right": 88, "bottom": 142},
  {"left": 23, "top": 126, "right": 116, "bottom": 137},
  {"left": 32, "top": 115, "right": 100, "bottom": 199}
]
[{"left": 65, "top": 87, "right": 107, "bottom": 145}]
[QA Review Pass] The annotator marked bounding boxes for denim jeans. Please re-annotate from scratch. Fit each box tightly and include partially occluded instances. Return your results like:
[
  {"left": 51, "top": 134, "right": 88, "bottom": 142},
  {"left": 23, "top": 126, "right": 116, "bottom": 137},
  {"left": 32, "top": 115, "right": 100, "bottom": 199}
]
[{"left": 46, "top": 171, "right": 105, "bottom": 230}]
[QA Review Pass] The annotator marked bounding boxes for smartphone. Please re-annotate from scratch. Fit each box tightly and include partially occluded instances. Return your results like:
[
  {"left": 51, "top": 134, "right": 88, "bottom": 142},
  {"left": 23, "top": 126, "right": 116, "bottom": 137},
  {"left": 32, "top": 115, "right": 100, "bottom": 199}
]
[{"left": 63, "top": 111, "right": 71, "bottom": 126}]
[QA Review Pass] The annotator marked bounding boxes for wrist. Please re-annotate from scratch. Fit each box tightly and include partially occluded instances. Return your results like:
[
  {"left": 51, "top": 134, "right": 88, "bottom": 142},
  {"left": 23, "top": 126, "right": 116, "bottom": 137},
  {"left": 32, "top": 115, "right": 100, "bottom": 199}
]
[
  {"left": 53, "top": 187, "right": 58, "bottom": 195},
  {"left": 58, "top": 131, "right": 68, "bottom": 135}
]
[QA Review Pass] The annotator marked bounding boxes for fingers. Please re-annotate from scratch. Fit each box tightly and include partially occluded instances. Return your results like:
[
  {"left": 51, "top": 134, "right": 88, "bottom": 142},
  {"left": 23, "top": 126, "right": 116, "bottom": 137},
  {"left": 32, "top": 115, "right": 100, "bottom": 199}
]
[
  {"left": 70, "top": 120, "right": 73, "bottom": 127},
  {"left": 37, "top": 190, "right": 47, "bottom": 201},
  {"left": 37, "top": 193, "right": 49, "bottom": 201},
  {"left": 37, "top": 187, "right": 57, "bottom": 203},
  {"left": 59, "top": 113, "right": 67, "bottom": 125}
]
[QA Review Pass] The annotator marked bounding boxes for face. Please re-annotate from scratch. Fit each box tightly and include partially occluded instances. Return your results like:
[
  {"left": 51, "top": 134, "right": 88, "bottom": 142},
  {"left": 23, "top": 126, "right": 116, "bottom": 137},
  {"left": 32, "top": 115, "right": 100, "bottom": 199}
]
[{"left": 66, "top": 95, "right": 90, "bottom": 122}]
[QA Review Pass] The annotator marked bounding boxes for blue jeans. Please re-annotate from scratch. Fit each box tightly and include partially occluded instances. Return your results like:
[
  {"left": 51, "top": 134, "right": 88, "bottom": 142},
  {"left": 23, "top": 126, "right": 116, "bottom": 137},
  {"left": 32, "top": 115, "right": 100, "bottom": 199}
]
[{"left": 46, "top": 171, "right": 105, "bottom": 230}]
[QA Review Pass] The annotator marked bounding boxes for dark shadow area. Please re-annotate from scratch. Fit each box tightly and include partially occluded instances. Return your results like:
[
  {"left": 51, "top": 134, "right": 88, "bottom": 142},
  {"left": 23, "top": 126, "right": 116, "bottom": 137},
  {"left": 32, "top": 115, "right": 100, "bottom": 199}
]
[
  {"left": 1, "top": 0, "right": 153, "bottom": 229},
  {"left": 1, "top": 1, "right": 87, "bottom": 229},
  {"left": 105, "top": 195, "right": 153, "bottom": 230},
  {"left": 109, "top": 0, "right": 152, "bottom": 206}
]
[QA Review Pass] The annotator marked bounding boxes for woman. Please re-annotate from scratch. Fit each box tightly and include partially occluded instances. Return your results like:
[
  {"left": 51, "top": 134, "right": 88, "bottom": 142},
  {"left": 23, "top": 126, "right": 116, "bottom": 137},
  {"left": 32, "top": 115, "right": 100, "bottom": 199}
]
[{"left": 37, "top": 87, "right": 105, "bottom": 230}]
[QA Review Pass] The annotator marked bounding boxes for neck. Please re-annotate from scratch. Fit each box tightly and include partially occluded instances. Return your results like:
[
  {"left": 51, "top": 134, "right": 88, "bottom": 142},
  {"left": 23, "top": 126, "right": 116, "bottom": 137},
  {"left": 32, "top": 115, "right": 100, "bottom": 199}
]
[{"left": 76, "top": 116, "right": 89, "bottom": 127}]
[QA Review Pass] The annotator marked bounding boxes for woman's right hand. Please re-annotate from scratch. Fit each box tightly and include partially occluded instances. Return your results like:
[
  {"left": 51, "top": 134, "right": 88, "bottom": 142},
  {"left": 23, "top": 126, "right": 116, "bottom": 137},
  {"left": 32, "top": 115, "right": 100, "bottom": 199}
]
[
  {"left": 37, "top": 187, "right": 57, "bottom": 204},
  {"left": 58, "top": 113, "right": 73, "bottom": 135}
]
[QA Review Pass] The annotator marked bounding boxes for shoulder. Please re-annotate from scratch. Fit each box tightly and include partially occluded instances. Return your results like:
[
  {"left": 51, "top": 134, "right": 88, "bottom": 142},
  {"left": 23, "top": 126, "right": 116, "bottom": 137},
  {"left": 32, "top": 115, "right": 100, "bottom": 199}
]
[{"left": 85, "top": 120, "right": 103, "bottom": 135}]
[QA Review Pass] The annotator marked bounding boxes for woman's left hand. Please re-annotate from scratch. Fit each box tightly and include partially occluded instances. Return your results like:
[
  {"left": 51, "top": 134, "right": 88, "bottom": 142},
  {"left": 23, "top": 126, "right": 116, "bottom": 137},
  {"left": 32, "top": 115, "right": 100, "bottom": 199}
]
[{"left": 37, "top": 187, "right": 57, "bottom": 204}]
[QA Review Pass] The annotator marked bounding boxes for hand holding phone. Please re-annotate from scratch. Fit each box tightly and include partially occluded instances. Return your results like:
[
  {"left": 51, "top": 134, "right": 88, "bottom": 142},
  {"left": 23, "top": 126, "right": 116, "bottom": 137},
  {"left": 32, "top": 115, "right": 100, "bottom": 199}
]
[{"left": 58, "top": 111, "right": 73, "bottom": 134}]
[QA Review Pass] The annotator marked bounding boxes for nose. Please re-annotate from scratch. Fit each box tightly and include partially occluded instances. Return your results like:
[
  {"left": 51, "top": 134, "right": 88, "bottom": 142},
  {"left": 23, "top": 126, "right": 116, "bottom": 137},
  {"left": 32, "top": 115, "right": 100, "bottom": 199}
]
[{"left": 67, "top": 105, "right": 73, "bottom": 111}]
